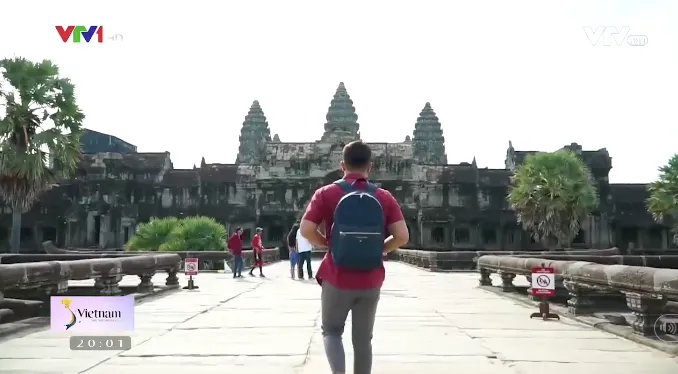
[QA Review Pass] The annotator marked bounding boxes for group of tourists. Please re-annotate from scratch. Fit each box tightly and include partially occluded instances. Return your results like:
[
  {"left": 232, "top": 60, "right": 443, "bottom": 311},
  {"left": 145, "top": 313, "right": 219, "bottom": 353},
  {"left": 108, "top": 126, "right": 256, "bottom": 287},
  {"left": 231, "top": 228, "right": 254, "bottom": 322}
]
[
  {"left": 226, "top": 226, "right": 266, "bottom": 277},
  {"left": 227, "top": 140, "right": 409, "bottom": 374},
  {"left": 225, "top": 223, "right": 315, "bottom": 279}
]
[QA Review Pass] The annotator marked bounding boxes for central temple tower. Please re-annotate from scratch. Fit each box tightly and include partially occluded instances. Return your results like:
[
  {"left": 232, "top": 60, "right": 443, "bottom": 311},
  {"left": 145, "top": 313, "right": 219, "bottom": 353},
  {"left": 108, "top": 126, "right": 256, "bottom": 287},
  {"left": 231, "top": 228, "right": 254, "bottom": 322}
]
[{"left": 319, "top": 82, "right": 360, "bottom": 143}]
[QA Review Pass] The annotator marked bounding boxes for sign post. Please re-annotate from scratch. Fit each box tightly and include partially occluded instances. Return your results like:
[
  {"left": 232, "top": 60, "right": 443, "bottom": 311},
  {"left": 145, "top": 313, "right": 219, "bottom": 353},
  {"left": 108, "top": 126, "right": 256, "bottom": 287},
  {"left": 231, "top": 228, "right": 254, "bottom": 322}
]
[
  {"left": 183, "top": 258, "right": 199, "bottom": 290},
  {"left": 529, "top": 265, "right": 559, "bottom": 320}
]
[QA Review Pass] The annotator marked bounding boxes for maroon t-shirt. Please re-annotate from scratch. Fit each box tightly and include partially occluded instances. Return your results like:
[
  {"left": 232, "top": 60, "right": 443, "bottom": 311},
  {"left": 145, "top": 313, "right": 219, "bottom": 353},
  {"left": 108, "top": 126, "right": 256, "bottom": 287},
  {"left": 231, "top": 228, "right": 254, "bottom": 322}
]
[
  {"left": 302, "top": 173, "right": 404, "bottom": 290},
  {"left": 227, "top": 233, "right": 242, "bottom": 255}
]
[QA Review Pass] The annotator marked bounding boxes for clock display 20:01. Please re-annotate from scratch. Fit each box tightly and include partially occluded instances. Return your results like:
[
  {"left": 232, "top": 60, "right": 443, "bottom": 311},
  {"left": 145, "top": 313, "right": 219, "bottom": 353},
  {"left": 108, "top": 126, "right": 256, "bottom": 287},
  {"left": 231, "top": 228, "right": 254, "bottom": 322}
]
[{"left": 69, "top": 336, "right": 132, "bottom": 350}]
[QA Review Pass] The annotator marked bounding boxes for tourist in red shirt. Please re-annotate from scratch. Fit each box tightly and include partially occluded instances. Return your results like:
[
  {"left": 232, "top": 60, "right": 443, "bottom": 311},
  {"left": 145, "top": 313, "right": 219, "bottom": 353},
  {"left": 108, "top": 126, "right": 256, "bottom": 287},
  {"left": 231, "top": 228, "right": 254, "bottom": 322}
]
[
  {"left": 227, "top": 227, "right": 244, "bottom": 278},
  {"left": 249, "top": 227, "right": 265, "bottom": 277},
  {"left": 300, "top": 141, "right": 409, "bottom": 374}
]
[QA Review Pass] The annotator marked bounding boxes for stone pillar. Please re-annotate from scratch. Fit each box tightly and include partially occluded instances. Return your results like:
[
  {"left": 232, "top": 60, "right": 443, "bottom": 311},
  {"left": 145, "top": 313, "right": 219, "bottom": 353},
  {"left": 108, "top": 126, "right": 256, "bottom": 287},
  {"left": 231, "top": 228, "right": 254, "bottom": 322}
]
[
  {"left": 637, "top": 229, "right": 645, "bottom": 249},
  {"left": 99, "top": 215, "right": 110, "bottom": 249},
  {"left": 65, "top": 221, "right": 71, "bottom": 247},
  {"left": 661, "top": 229, "right": 668, "bottom": 250},
  {"left": 599, "top": 214, "right": 611, "bottom": 248},
  {"left": 86, "top": 212, "right": 96, "bottom": 245},
  {"left": 417, "top": 209, "right": 424, "bottom": 247}
]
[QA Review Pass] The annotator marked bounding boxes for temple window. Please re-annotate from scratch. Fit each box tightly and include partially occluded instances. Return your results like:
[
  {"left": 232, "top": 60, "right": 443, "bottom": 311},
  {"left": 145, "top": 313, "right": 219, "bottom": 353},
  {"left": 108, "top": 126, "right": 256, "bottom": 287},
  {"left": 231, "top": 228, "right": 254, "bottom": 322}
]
[
  {"left": 267, "top": 225, "right": 284, "bottom": 242},
  {"left": 454, "top": 228, "right": 470, "bottom": 244},
  {"left": 431, "top": 227, "right": 445, "bottom": 243},
  {"left": 481, "top": 227, "right": 496, "bottom": 245}
]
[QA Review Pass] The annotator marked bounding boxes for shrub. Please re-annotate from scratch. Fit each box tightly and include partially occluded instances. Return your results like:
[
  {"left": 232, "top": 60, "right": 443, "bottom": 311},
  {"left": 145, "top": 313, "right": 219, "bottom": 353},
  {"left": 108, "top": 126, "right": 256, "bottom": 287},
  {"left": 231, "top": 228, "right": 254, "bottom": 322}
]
[
  {"left": 159, "top": 216, "right": 226, "bottom": 252},
  {"left": 124, "top": 217, "right": 181, "bottom": 251}
]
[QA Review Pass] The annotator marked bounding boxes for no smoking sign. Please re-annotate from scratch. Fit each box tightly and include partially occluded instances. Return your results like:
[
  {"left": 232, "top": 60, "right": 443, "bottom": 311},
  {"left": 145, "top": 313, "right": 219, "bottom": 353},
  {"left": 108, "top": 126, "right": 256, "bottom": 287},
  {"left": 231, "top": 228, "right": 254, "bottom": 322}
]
[
  {"left": 531, "top": 267, "right": 555, "bottom": 297},
  {"left": 185, "top": 258, "right": 199, "bottom": 276}
]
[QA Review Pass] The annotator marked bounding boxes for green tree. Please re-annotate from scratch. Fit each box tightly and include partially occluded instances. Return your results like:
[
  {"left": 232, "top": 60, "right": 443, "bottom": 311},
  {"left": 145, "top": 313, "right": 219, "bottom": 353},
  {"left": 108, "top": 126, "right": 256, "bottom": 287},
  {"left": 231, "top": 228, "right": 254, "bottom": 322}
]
[
  {"left": 647, "top": 154, "right": 678, "bottom": 244},
  {"left": 0, "top": 57, "right": 83, "bottom": 252},
  {"left": 507, "top": 151, "right": 597, "bottom": 249},
  {"left": 159, "top": 216, "right": 226, "bottom": 252},
  {"left": 124, "top": 217, "right": 181, "bottom": 251}
]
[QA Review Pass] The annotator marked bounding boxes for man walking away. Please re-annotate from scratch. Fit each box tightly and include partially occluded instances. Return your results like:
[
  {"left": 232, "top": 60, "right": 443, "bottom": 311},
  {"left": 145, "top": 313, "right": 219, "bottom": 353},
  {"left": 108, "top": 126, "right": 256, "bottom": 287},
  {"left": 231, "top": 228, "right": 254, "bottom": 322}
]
[
  {"left": 300, "top": 141, "right": 409, "bottom": 374},
  {"left": 296, "top": 226, "right": 313, "bottom": 280},
  {"left": 227, "top": 227, "right": 244, "bottom": 278},
  {"left": 249, "top": 227, "right": 265, "bottom": 277},
  {"left": 287, "top": 222, "right": 300, "bottom": 279}
]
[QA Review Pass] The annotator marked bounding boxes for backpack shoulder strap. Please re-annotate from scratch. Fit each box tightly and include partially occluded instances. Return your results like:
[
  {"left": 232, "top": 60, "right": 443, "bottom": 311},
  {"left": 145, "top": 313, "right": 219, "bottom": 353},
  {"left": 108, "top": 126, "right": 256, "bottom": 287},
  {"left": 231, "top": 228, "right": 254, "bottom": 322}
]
[
  {"left": 365, "top": 182, "right": 377, "bottom": 194},
  {"left": 333, "top": 179, "right": 354, "bottom": 193}
]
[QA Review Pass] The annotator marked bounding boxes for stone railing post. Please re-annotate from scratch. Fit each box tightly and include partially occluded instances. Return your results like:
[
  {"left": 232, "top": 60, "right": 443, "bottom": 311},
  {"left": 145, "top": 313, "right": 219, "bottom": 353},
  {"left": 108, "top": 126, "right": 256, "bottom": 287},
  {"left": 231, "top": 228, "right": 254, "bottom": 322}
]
[
  {"left": 498, "top": 271, "right": 516, "bottom": 292},
  {"left": 98, "top": 274, "right": 122, "bottom": 296},
  {"left": 623, "top": 292, "right": 667, "bottom": 336},
  {"left": 479, "top": 268, "right": 493, "bottom": 286},
  {"left": 137, "top": 272, "right": 155, "bottom": 293},
  {"left": 563, "top": 280, "right": 595, "bottom": 315},
  {"left": 165, "top": 266, "right": 180, "bottom": 288}
]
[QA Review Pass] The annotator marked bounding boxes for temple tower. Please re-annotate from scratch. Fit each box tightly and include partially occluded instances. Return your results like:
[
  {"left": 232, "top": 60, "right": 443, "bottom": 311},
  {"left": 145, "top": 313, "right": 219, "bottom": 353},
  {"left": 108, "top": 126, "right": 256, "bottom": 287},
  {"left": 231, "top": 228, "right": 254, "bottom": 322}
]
[
  {"left": 320, "top": 82, "right": 360, "bottom": 143},
  {"left": 236, "top": 100, "right": 272, "bottom": 163},
  {"left": 412, "top": 102, "right": 447, "bottom": 164}
]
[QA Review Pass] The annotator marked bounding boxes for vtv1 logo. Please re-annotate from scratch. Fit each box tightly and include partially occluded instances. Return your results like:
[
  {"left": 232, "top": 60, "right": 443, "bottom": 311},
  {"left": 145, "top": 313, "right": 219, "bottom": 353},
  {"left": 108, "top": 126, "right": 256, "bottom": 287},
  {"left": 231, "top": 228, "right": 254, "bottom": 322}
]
[
  {"left": 583, "top": 26, "right": 648, "bottom": 47},
  {"left": 55, "top": 26, "right": 105, "bottom": 43}
]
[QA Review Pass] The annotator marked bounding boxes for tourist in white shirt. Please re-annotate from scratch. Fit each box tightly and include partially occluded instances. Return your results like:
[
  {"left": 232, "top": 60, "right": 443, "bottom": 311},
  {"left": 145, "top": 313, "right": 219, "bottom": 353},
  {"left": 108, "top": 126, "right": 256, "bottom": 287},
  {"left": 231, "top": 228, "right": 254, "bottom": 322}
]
[{"left": 296, "top": 229, "right": 313, "bottom": 280}]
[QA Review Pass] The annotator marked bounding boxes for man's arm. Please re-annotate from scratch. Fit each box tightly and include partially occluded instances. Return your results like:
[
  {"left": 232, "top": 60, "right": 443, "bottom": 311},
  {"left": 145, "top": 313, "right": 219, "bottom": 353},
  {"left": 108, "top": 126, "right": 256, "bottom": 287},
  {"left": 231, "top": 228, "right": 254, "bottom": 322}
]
[
  {"left": 300, "top": 189, "right": 327, "bottom": 248},
  {"left": 286, "top": 230, "right": 295, "bottom": 252},
  {"left": 381, "top": 190, "right": 409, "bottom": 253}
]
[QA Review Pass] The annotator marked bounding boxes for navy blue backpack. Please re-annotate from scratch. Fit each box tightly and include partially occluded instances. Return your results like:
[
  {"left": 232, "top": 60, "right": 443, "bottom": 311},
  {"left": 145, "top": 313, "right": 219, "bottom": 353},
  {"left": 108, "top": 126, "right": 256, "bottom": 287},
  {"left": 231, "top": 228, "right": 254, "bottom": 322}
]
[{"left": 330, "top": 179, "right": 385, "bottom": 270}]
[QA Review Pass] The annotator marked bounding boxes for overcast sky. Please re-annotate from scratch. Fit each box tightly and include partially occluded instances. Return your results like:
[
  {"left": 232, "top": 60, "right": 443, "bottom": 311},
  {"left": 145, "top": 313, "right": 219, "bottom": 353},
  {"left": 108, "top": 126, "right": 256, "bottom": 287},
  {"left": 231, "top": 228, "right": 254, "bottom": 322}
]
[{"left": 1, "top": 0, "right": 676, "bottom": 183}]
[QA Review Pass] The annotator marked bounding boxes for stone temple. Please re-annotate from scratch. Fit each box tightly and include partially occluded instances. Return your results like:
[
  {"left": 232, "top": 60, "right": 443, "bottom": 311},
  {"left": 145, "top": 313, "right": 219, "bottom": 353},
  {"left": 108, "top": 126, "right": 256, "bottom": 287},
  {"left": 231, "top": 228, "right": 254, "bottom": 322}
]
[{"left": 2, "top": 83, "right": 673, "bottom": 252}]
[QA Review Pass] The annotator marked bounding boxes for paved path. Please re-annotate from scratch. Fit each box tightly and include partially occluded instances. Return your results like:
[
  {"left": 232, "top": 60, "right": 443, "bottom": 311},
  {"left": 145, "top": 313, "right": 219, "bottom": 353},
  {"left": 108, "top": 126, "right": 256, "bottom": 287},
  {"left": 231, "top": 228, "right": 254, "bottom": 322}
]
[{"left": 1, "top": 261, "right": 678, "bottom": 373}]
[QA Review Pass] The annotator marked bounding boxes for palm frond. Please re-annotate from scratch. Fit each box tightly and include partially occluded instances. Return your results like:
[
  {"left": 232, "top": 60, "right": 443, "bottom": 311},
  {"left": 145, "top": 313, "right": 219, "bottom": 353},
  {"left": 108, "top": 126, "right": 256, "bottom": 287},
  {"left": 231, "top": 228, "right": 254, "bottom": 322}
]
[
  {"left": 0, "top": 57, "right": 84, "bottom": 212},
  {"left": 507, "top": 150, "right": 597, "bottom": 247}
]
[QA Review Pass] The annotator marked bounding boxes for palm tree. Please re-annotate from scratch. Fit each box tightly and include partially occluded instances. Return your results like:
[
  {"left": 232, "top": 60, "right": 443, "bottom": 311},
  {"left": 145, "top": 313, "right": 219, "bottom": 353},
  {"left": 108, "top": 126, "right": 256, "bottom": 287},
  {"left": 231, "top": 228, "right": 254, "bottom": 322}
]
[
  {"left": 0, "top": 57, "right": 83, "bottom": 252},
  {"left": 647, "top": 154, "right": 678, "bottom": 244},
  {"left": 507, "top": 150, "right": 597, "bottom": 250}
]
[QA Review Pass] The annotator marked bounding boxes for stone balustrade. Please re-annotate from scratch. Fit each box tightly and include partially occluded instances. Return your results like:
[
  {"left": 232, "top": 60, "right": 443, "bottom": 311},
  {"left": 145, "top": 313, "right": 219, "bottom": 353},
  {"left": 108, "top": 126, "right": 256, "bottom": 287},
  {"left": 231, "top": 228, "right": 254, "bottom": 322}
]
[
  {"left": 393, "top": 247, "right": 620, "bottom": 271},
  {"left": 0, "top": 253, "right": 181, "bottom": 295},
  {"left": 36, "top": 241, "right": 281, "bottom": 272},
  {"left": 477, "top": 255, "right": 678, "bottom": 336},
  {"left": 0, "top": 253, "right": 181, "bottom": 323}
]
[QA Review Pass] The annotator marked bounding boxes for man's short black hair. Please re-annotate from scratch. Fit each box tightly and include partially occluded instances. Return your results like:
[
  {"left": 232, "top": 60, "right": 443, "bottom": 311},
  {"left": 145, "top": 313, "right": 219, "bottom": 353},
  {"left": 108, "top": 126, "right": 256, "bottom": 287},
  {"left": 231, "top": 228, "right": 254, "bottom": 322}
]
[
  {"left": 342, "top": 141, "right": 372, "bottom": 170},
  {"left": 235, "top": 227, "right": 242, "bottom": 232}
]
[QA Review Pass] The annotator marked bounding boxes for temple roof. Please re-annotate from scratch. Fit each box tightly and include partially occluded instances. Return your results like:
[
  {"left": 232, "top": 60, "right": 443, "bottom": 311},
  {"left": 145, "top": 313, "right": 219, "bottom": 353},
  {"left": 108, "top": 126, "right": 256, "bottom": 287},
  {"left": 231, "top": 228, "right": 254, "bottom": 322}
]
[
  {"left": 199, "top": 164, "right": 239, "bottom": 183},
  {"left": 508, "top": 142, "right": 612, "bottom": 170},
  {"left": 438, "top": 165, "right": 511, "bottom": 185},
  {"left": 609, "top": 183, "right": 649, "bottom": 204},
  {"left": 161, "top": 169, "right": 199, "bottom": 187},
  {"left": 79, "top": 152, "right": 170, "bottom": 172},
  {"left": 263, "top": 141, "right": 414, "bottom": 162}
]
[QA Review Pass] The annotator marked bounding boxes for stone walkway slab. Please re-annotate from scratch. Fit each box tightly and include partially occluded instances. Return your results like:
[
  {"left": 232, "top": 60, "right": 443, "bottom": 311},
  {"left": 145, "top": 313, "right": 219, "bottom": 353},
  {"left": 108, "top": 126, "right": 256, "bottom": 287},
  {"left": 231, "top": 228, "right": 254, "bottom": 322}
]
[{"left": 0, "top": 261, "right": 677, "bottom": 373}]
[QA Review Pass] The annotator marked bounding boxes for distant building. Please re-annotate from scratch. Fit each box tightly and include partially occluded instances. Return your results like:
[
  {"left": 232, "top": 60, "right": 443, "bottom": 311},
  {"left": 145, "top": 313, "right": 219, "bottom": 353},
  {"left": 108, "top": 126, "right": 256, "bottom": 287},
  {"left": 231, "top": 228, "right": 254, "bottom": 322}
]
[
  {"left": 80, "top": 129, "right": 137, "bottom": 154},
  {"left": 2, "top": 83, "right": 672, "bottom": 252}
]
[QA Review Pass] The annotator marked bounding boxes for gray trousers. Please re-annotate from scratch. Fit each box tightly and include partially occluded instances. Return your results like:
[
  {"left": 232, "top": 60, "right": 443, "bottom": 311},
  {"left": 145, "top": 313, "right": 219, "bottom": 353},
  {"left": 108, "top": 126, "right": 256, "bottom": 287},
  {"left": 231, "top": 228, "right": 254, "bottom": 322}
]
[{"left": 321, "top": 281, "right": 380, "bottom": 374}]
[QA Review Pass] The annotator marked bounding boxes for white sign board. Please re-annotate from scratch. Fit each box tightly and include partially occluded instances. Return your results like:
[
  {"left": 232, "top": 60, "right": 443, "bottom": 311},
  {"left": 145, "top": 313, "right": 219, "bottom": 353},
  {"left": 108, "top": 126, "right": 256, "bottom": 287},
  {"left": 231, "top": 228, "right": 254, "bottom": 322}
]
[
  {"left": 185, "top": 258, "right": 198, "bottom": 276},
  {"left": 531, "top": 267, "right": 555, "bottom": 297}
]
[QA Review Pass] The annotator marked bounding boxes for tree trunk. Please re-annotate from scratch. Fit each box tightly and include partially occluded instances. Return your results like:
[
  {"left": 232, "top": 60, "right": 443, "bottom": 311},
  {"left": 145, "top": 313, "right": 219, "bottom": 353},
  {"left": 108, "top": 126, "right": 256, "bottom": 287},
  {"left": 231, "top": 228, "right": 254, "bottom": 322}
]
[{"left": 10, "top": 208, "right": 22, "bottom": 253}]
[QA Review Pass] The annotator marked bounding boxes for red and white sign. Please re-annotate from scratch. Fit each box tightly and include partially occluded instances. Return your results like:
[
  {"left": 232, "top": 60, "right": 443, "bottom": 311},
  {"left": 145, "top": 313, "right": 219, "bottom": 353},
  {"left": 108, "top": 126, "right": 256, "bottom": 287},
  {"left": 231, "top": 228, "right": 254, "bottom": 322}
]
[
  {"left": 184, "top": 258, "right": 199, "bottom": 276},
  {"left": 531, "top": 267, "right": 555, "bottom": 297}
]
